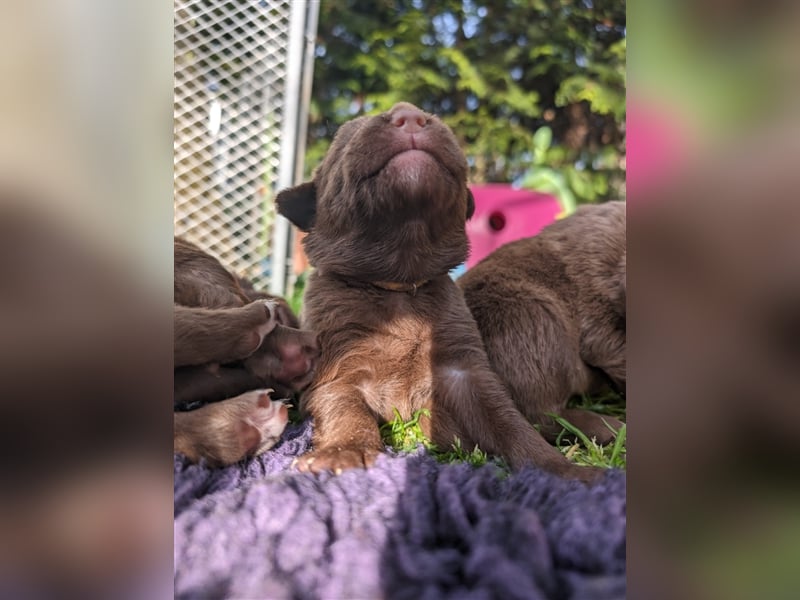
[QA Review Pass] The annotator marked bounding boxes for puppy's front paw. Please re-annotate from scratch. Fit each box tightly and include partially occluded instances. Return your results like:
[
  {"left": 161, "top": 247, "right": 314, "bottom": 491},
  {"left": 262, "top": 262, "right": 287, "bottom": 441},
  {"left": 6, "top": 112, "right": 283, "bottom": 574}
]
[{"left": 292, "top": 446, "right": 380, "bottom": 475}]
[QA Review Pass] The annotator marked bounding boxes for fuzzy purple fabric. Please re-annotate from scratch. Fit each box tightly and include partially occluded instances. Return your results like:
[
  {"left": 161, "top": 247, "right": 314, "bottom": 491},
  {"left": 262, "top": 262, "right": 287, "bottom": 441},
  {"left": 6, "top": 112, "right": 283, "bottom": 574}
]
[{"left": 174, "top": 420, "right": 626, "bottom": 599}]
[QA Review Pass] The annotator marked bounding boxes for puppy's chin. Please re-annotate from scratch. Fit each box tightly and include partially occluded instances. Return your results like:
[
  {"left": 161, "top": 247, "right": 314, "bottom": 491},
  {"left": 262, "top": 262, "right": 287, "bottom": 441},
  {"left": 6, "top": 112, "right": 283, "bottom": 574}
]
[{"left": 379, "top": 150, "right": 453, "bottom": 203}]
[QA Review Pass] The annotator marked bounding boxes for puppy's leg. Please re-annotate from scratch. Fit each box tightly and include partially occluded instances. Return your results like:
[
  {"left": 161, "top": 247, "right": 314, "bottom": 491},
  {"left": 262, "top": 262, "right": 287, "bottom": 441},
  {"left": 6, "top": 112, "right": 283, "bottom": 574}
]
[
  {"left": 174, "top": 389, "right": 288, "bottom": 467},
  {"left": 581, "top": 328, "right": 626, "bottom": 392},
  {"left": 293, "top": 384, "right": 383, "bottom": 474},
  {"left": 174, "top": 299, "right": 278, "bottom": 367},
  {"left": 554, "top": 327, "right": 627, "bottom": 444},
  {"left": 237, "top": 276, "right": 301, "bottom": 328},
  {"left": 431, "top": 364, "right": 603, "bottom": 483},
  {"left": 478, "top": 297, "right": 621, "bottom": 444},
  {"left": 173, "top": 365, "right": 266, "bottom": 410}
]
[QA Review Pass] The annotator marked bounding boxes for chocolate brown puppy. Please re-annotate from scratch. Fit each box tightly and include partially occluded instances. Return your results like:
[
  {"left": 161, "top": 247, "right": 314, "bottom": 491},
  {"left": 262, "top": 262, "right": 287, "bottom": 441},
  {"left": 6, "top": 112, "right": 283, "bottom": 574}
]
[
  {"left": 174, "top": 300, "right": 280, "bottom": 369},
  {"left": 173, "top": 237, "right": 318, "bottom": 466},
  {"left": 277, "top": 102, "right": 598, "bottom": 481},
  {"left": 174, "top": 365, "right": 264, "bottom": 408},
  {"left": 458, "top": 201, "right": 626, "bottom": 444}
]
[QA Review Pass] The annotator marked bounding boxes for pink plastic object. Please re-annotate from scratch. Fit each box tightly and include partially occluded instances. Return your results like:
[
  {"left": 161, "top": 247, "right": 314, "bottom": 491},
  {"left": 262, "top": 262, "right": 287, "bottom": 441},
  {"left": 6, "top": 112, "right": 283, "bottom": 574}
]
[
  {"left": 465, "top": 184, "right": 561, "bottom": 269},
  {"left": 626, "top": 97, "right": 690, "bottom": 200}
]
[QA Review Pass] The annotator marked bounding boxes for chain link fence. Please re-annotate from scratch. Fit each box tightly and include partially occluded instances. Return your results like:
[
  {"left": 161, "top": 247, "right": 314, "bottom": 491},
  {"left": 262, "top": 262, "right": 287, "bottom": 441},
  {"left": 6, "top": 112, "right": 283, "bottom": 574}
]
[{"left": 174, "top": 0, "right": 317, "bottom": 295}]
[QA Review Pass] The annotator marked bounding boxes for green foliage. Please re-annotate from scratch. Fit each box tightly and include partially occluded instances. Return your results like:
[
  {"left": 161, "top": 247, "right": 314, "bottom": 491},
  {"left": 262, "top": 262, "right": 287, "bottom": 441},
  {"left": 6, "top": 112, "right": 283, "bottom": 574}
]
[
  {"left": 287, "top": 270, "right": 308, "bottom": 316},
  {"left": 520, "top": 126, "right": 578, "bottom": 215},
  {"left": 307, "top": 0, "right": 625, "bottom": 204},
  {"left": 435, "top": 437, "right": 503, "bottom": 470}
]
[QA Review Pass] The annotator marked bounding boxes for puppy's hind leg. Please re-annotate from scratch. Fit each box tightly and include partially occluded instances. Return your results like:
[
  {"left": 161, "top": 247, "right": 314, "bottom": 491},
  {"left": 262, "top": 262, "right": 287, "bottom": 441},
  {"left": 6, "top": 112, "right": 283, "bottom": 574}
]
[
  {"left": 553, "top": 327, "right": 627, "bottom": 444},
  {"left": 547, "top": 408, "right": 623, "bottom": 446},
  {"left": 478, "top": 297, "right": 621, "bottom": 444},
  {"left": 174, "top": 389, "right": 288, "bottom": 467}
]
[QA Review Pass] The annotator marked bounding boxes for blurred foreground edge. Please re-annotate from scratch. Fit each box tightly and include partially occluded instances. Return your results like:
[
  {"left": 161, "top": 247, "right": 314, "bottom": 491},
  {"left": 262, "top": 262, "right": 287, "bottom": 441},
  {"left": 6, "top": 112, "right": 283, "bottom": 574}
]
[
  {"left": 0, "top": 185, "right": 173, "bottom": 599},
  {"left": 628, "top": 116, "right": 800, "bottom": 600}
]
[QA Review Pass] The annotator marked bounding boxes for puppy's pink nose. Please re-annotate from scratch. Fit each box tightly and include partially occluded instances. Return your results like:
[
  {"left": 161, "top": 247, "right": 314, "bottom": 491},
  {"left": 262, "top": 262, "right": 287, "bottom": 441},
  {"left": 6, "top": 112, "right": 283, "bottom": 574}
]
[{"left": 391, "top": 107, "right": 427, "bottom": 133}]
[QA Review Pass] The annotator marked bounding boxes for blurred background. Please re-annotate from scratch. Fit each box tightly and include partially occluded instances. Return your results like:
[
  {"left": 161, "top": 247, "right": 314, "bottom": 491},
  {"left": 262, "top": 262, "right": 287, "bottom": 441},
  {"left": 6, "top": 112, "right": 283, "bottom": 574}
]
[{"left": 306, "top": 0, "right": 625, "bottom": 198}]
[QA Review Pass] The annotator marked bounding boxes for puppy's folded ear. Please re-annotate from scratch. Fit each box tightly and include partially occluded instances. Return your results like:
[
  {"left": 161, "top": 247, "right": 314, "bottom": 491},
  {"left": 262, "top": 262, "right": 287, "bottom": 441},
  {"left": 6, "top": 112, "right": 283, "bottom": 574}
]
[
  {"left": 466, "top": 188, "right": 476, "bottom": 220},
  {"left": 276, "top": 182, "right": 317, "bottom": 232}
]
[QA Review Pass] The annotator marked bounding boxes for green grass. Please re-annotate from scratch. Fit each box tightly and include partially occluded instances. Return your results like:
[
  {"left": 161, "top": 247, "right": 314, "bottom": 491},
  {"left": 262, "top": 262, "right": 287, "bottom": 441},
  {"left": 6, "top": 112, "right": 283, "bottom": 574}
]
[
  {"left": 551, "top": 414, "right": 627, "bottom": 469},
  {"left": 380, "top": 408, "right": 507, "bottom": 470},
  {"left": 552, "top": 390, "right": 627, "bottom": 468},
  {"left": 381, "top": 391, "right": 626, "bottom": 470},
  {"left": 379, "top": 408, "right": 435, "bottom": 453},
  {"left": 287, "top": 271, "right": 308, "bottom": 316}
]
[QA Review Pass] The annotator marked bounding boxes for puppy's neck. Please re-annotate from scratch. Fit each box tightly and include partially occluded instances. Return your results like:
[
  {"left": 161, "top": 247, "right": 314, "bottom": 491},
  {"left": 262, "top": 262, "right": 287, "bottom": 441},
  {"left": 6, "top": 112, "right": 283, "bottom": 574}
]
[
  {"left": 370, "top": 279, "right": 430, "bottom": 295},
  {"left": 323, "top": 271, "right": 434, "bottom": 296}
]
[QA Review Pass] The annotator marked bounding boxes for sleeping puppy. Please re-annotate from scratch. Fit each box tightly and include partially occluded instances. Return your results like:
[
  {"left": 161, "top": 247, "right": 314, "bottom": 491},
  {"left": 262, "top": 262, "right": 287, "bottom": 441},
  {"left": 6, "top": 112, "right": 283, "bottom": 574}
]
[
  {"left": 173, "top": 237, "right": 319, "bottom": 466},
  {"left": 277, "top": 102, "right": 599, "bottom": 481},
  {"left": 458, "top": 201, "right": 626, "bottom": 444}
]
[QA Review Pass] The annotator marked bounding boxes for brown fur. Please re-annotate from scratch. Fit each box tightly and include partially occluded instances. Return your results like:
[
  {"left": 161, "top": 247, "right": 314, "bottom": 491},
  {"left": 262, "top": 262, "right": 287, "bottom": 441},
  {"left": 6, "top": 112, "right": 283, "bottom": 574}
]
[
  {"left": 458, "top": 201, "right": 626, "bottom": 444},
  {"left": 174, "top": 365, "right": 265, "bottom": 408},
  {"left": 173, "top": 237, "right": 318, "bottom": 466},
  {"left": 174, "top": 301, "right": 278, "bottom": 368},
  {"left": 277, "top": 102, "right": 599, "bottom": 481},
  {"left": 175, "top": 236, "right": 251, "bottom": 309},
  {"left": 174, "top": 388, "right": 289, "bottom": 468},
  {"left": 173, "top": 236, "right": 317, "bottom": 403}
]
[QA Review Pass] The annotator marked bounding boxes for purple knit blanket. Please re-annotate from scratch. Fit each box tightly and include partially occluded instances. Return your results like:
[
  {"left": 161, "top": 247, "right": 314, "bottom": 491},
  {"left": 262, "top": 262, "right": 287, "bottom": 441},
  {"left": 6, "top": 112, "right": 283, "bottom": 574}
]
[{"left": 175, "top": 419, "right": 626, "bottom": 599}]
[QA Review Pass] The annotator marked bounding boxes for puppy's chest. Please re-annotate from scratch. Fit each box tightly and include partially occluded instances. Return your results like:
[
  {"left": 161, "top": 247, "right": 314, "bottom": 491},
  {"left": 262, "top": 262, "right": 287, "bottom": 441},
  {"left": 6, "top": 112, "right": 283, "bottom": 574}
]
[
  {"left": 366, "top": 313, "right": 432, "bottom": 372},
  {"left": 329, "top": 313, "right": 435, "bottom": 414}
]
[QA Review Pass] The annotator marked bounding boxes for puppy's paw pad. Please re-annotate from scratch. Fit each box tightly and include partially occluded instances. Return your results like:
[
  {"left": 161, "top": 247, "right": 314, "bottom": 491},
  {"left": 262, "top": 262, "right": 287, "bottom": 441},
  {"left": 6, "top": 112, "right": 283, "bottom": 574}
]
[{"left": 233, "top": 389, "right": 288, "bottom": 457}]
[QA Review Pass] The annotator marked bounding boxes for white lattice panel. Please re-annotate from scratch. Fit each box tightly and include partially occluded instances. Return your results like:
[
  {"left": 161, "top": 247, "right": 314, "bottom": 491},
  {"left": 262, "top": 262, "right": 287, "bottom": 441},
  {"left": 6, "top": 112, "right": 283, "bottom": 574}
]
[{"left": 174, "top": 0, "right": 298, "bottom": 290}]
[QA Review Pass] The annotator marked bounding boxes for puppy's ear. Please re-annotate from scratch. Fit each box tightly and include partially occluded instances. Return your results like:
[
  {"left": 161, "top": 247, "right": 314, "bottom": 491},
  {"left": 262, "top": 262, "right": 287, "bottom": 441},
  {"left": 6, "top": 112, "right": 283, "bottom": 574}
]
[
  {"left": 276, "top": 182, "right": 317, "bottom": 231},
  {"left": 466, "top": 188, "right": 476, "bottom": 220}
]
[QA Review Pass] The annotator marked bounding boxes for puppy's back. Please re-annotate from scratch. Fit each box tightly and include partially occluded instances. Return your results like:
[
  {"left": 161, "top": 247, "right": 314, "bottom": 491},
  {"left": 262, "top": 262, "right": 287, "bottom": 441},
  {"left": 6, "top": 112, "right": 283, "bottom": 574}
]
[
  {"left": 174, "top": 237, "right": 250, "bottom": 308},
  {"left": 459, "top": 201, "right": 625, "bottom": 314}
]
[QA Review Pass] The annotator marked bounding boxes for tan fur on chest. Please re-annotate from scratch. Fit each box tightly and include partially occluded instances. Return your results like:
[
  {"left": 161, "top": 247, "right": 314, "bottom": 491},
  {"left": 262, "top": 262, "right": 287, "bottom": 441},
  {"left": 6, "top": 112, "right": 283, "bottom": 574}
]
[{"left": 317, "top": 314, "right": 434, "bottom": 421}]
